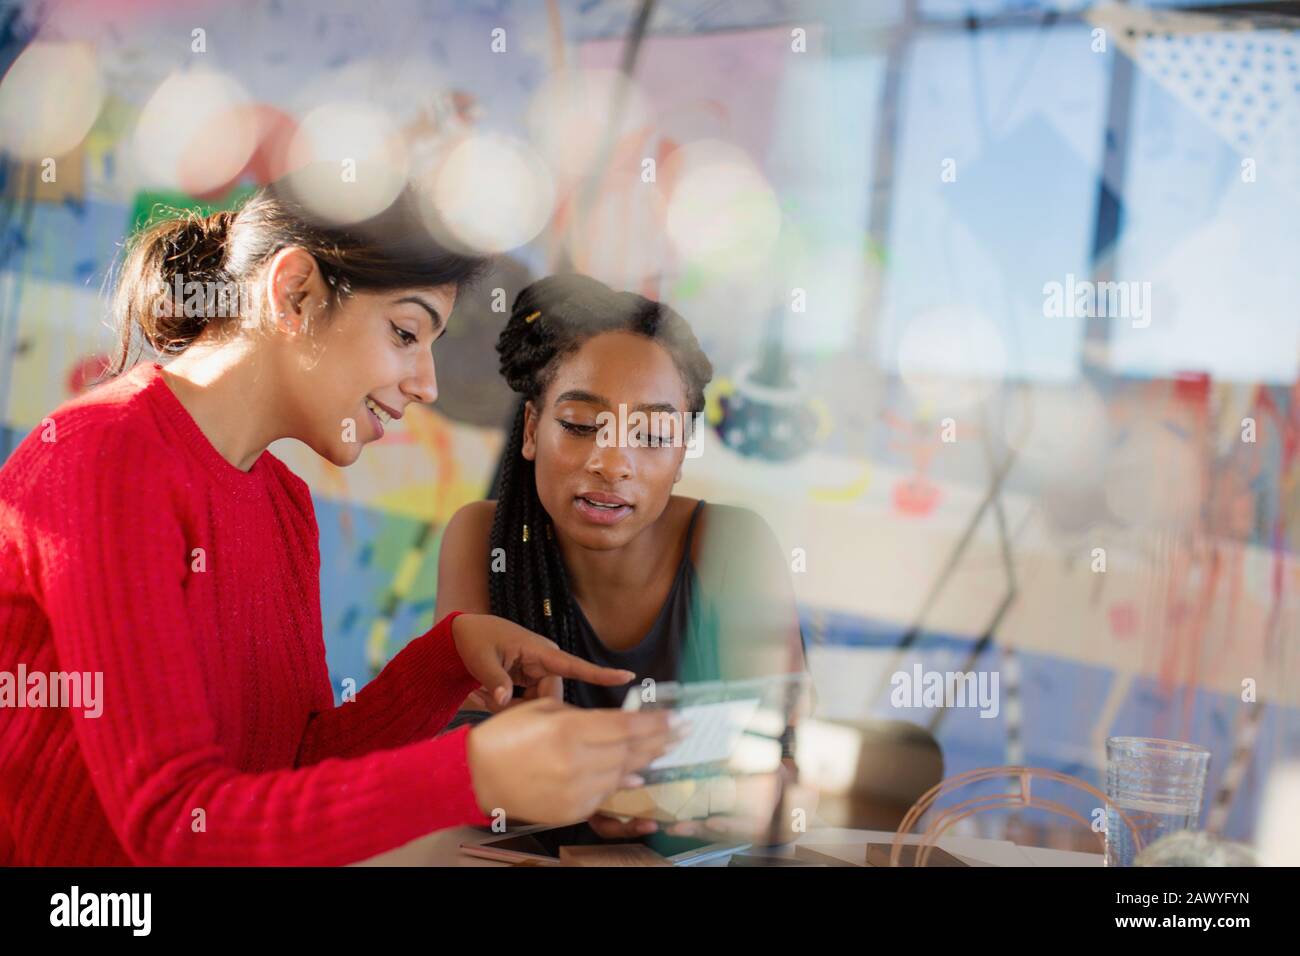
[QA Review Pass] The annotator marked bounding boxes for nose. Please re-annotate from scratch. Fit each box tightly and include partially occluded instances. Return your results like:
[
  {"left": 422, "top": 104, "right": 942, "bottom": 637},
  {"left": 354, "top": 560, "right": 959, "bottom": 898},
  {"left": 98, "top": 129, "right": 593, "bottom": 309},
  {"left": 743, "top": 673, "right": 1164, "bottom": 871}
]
[
  {"left": 586, "top": 440, "right": 632, "bottom": 483},
  {"left": 403, "top": 349, "right": 438, "bottom": 405}
]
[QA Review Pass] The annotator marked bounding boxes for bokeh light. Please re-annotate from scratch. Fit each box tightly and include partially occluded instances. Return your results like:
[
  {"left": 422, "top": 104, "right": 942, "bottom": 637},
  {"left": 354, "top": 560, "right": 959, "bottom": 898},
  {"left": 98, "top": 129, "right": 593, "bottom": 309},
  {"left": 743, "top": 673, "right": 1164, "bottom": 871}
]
[
  {"left": 282, "top": 101, "right": 409, "bottom": 224},
  {"left": 426, "top": 133, "right": 556, "bottom": 254},
  {"left": 133, "top": 68, "right": 256, "bottom": 195},
  {"left": 526, "top": 68, "right": 653, "bottom": 180},
  {"left": 664, "top": 140, "right": 781, "bottom": 278},
  {"left": 0, "top": 41, "right": 104, "bottom": 161}
]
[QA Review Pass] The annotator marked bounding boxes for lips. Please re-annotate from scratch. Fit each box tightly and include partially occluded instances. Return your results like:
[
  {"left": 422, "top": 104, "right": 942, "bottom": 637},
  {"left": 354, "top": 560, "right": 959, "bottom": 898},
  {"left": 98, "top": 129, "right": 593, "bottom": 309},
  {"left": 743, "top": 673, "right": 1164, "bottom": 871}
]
[
  {"left": 365, "top": 396, "right": 402, "bottom": 423},
  {"left": 578, "top": 491, "right": 629, "bottom": 507},
  {"left": 363, "top": 402, "right": 385, "bottom": 439},
  {"left": 362, "top": 396, "right": 402, "bottom": 441},
  {"left": 574, "top": 491, "right": 633, "bottom": 526}
]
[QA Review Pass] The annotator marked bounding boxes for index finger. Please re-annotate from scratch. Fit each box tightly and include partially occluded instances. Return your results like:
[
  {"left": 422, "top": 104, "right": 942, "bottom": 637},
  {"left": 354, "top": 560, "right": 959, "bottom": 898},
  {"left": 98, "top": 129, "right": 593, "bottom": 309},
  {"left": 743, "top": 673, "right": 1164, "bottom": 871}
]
[{"left": 532, "top": 643, "right": 635, "bottom": 687}]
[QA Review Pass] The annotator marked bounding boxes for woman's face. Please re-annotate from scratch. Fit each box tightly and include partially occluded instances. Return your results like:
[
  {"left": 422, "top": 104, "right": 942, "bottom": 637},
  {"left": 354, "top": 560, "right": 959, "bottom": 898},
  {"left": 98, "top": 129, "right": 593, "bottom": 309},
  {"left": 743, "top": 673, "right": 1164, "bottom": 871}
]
[
  {"left": 522, "top": 330, "right": 691, "bottom": 552},
  {"left": 274, "top": 276, "right": 457, "bottom": 467}
]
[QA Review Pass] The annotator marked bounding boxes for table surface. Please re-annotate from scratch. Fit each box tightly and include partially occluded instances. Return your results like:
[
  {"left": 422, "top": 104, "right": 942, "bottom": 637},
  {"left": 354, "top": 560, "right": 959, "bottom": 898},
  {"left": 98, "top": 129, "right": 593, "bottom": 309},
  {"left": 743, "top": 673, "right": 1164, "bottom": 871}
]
[{"left": 356, "top": 824, "right": 1104, "bottom": 867}]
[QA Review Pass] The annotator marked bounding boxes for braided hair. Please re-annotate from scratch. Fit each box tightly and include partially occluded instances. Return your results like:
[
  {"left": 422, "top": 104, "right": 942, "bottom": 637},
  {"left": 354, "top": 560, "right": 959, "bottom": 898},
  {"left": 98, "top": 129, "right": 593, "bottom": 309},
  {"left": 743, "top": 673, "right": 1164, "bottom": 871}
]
[{"left": 489, "top": 274, "right": 713, "bottom": 702}]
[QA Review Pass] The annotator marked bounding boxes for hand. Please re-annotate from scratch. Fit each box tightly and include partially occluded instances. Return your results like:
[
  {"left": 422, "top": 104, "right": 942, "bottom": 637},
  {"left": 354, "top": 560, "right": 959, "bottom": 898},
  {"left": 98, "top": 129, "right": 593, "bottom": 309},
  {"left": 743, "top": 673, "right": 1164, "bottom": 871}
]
[
  {"left": 461, "top": 675, "right": 562, "bottom": 714},
  {"left": 451, "top": 613, "right": 629, "bottom": 709},
  {"left": 466, "top": 698, "right": 674, "bottom": 825}
]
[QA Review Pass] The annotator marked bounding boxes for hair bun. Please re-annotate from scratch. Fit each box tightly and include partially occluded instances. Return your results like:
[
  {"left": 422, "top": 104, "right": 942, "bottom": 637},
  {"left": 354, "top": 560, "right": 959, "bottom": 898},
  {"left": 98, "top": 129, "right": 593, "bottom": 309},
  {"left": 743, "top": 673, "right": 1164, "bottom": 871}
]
[
  {"left": 161, "top": 208, "right": 233, "bottom": 283},
  {"left": 497, "top": 275, "right": 605, "bottom": 394},
  {"left": 207, "top": 208, "right": 235, "bottom": 243}
]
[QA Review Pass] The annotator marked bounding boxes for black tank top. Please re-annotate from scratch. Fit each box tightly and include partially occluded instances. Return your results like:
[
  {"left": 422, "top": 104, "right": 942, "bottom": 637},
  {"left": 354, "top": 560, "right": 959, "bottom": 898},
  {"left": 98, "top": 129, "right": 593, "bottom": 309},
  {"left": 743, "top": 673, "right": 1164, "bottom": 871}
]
[{"left": 567, "top": 500, "right": 705, "bottom": 709}]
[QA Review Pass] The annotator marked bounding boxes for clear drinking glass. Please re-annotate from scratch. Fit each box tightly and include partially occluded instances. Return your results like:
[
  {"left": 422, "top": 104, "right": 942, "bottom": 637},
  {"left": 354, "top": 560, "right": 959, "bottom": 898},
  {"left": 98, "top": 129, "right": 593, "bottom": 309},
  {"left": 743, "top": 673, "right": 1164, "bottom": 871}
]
[{"left": 1105, "top": 736, "right": 1211, "bottom": 867}]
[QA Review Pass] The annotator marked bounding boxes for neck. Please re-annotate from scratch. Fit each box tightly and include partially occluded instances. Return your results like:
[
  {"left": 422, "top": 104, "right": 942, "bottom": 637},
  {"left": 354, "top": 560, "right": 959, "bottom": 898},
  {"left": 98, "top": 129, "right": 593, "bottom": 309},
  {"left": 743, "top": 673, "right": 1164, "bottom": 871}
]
[{"left": 159, "top": 338, "right": 288, "bottom": 472}]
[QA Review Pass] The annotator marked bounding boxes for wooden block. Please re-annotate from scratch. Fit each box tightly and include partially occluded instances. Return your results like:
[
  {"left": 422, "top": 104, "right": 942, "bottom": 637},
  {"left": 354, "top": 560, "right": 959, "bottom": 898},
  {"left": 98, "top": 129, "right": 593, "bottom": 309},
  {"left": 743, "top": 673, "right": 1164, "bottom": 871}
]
[{"left": 559, "top": 844, "right": 672, "bottom": 867}]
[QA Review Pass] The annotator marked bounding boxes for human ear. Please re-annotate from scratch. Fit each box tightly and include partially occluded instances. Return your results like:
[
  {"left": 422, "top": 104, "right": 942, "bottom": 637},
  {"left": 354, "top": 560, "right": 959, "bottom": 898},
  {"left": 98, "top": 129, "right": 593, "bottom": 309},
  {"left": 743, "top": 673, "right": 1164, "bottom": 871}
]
[
  {"left": 264, "top": 246, "right": 328, "bottom": 335},
  {"left": 522, "top": 400, "right": 539, "bottom": 461}
]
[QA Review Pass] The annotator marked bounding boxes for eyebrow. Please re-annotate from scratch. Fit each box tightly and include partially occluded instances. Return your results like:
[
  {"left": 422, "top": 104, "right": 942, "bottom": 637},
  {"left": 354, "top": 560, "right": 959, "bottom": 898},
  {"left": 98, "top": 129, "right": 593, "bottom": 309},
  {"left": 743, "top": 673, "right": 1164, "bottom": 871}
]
[
  {"left": 553, "top": 390, "right": 680, "bottom": 414},
  {"left": 395, "top": 295, "right": 445, "bottom": 335}
]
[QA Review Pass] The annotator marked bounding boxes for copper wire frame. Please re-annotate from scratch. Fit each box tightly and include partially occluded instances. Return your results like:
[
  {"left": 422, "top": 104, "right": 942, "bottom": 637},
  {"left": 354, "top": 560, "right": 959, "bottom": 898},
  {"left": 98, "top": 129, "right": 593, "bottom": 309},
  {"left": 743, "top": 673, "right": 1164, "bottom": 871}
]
[{"left": 890, "top": 766, "right": 1145, "bottom": 867}]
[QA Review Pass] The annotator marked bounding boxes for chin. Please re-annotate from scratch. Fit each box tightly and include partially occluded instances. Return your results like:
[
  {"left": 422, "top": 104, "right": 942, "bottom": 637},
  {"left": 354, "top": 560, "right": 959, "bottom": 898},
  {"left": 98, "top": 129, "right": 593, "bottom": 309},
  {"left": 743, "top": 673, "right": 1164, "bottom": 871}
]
[
  {"left": 317, "top": 438, "right": 365, "bottom": 467},
  {"left": 558, "top": 516, "right": 641, "bottom": 551}
]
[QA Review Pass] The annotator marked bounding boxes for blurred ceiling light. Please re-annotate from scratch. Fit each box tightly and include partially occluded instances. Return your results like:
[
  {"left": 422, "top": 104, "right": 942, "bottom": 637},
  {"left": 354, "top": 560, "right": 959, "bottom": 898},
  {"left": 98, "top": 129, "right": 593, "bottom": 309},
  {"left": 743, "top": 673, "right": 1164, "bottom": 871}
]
[
  {"left": 426, "top": 133, "right": 556, "bottom": 254},
  {"left": 527, "top": 68, "right": 652, "bottom": 179},
  {"left": 0, "top": 41, "right": 104, "bottom": 161},
  {"left": 665, "top": 140, "right": 781, "bottom": 278},
  {"left": 282, "top": 101, "right": 409, "bottom": 224},
  {"left": 896, "top": 306, "right": 1008, "bottom": 413},
  {"left": 133, "top": 68, "right": 255, "bottom": 195}
]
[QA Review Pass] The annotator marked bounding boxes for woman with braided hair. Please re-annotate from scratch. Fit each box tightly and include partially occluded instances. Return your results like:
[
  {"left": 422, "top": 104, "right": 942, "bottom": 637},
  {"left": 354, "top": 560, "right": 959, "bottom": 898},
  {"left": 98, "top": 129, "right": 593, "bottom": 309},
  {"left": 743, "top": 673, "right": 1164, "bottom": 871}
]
[{"left": 436, "top": 274, "right": 807, "bottom": 839}]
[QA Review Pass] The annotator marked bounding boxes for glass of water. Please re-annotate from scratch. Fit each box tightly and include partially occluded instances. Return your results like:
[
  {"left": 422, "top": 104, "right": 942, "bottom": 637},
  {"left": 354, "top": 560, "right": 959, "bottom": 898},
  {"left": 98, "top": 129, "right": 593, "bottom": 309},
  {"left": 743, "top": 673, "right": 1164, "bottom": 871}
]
[{"left": 1105, "top": 736, "right": 1211, "bottom": 867}]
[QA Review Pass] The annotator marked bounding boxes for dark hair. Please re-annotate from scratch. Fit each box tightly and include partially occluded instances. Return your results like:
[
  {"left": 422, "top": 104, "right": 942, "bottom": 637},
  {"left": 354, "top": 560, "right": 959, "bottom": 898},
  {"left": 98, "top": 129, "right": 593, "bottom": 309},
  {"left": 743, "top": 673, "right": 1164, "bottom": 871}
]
[
  {"left": 109, "top": 177, "right": 489, "bottom": 374},
  {"left": 488, "top": 274, "right": 713, "bottom": 702}
]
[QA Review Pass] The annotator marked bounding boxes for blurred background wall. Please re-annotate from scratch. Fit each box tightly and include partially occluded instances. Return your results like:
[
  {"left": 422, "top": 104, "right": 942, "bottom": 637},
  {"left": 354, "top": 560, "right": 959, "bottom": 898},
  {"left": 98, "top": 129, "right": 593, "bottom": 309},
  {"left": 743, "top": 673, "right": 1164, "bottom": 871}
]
[{"left": 1, "top": 0, "right": 1298, "bottom": 845}]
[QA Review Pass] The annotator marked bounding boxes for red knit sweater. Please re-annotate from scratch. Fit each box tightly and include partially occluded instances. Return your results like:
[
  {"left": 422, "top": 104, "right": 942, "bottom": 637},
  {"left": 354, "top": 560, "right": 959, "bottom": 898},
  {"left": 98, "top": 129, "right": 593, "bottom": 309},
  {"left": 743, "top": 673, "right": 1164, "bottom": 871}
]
[{"left": 0, "top": 362, "right": 491, "bottom": 865}]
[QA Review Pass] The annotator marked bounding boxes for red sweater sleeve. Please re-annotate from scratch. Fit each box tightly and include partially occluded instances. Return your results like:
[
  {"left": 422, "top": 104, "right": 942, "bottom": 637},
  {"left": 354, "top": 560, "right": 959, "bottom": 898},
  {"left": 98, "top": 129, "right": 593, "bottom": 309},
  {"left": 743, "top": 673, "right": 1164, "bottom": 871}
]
[
  {"left": 32, "top": 426, "right": 491, "bottom": 866},
  {"left": 295, "top": 611, "right": 477, "bottom": 766}
]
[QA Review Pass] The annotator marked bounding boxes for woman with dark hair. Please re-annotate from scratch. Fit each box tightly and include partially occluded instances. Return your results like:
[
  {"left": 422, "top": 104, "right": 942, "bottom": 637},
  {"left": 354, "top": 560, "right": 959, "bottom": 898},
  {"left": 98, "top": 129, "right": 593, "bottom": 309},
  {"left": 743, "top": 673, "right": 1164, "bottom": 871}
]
[
  {"left": 0, "top": 186, "right": 672, "bottom": 866},
  {"left": 436, "top": 274, "right": 806, "bottom": 838}
]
